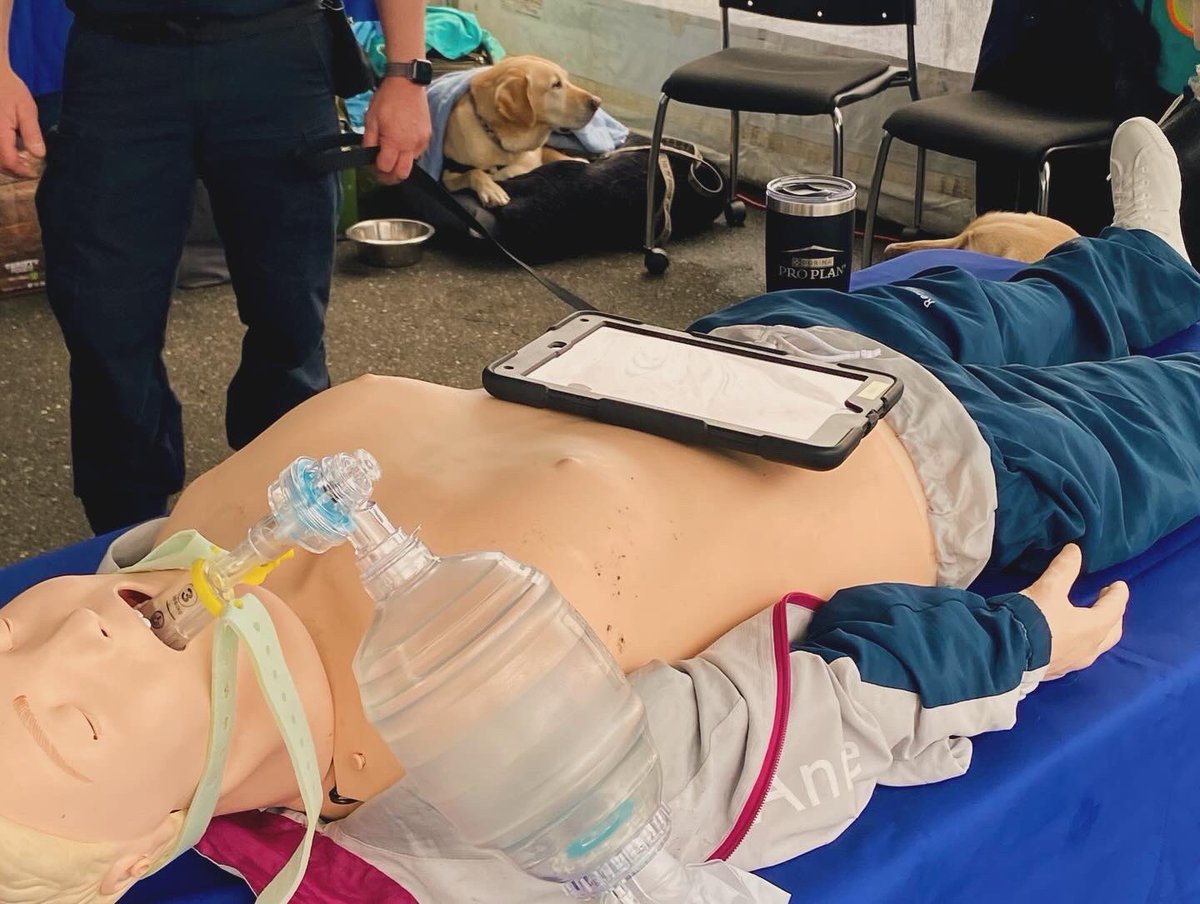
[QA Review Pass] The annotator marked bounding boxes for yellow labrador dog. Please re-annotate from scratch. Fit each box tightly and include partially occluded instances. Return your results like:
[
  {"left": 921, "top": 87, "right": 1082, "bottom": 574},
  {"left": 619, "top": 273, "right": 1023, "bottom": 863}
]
[
  {"left": 883, "top": 211, "right": 1080, "bottom": 264},
  {"left": 443, "top": 55, "right": 602, "bottom": 208}
]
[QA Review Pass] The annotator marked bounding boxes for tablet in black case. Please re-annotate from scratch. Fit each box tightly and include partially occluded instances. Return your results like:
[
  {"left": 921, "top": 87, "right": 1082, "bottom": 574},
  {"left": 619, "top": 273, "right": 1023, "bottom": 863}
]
[{"left": 483, "top": 312, "right": 902, "bottom": 471}]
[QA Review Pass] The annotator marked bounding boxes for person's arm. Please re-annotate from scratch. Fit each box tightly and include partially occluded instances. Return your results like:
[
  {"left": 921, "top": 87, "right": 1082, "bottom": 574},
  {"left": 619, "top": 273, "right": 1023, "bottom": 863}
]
[
  {"left": 632, "top": 545, "right": 1128, "bottom": 866},
  {"left": 364, "top": 0, "right": 432, "bottom": 184},
  {"left": 795, "top": 545, "right": 1126, "bottom": 786},
  {"left": 0, "top": 0, "right": 42, "bottom": 178}
]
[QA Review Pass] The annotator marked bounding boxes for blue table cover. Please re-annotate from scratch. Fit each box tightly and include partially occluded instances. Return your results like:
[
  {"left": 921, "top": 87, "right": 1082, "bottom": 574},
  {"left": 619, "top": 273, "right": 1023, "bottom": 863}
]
[{"left": 3, "top": 249, "right": 1198, "bottom": 903}]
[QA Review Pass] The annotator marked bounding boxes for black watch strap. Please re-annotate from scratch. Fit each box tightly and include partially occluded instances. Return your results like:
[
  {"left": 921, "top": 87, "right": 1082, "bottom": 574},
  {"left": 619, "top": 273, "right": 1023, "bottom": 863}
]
[{"left": 384, "top": 59, "right": 434, "bottom": 86}]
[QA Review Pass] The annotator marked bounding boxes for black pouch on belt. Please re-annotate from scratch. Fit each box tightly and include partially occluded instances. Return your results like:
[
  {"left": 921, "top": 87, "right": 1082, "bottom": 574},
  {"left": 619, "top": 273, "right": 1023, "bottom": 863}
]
[{"left": 320, "top": 0, "right": 379, "bottom": 98}]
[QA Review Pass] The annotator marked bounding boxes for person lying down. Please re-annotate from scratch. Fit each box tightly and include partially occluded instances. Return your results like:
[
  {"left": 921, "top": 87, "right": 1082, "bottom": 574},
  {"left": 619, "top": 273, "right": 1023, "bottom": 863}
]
[{"left": 2, "top": 117, "right": 1199, "bottom": 903}]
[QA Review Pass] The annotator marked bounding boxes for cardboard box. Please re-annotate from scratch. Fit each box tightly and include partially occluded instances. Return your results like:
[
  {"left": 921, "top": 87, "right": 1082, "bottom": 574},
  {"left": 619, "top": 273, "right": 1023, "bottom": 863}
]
[{"left": 0, "top": 163, "right": 45, "bottom": 296}]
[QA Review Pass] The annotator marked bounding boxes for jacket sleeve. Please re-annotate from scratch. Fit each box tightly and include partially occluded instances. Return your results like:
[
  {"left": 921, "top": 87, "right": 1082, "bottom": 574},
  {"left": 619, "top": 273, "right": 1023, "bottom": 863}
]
[
  {"left": 634, "top": 584, "right": 1052, "bottom": 869},
  {"left": 796, "top": 584, "right": 1052, "bottom": 786}
]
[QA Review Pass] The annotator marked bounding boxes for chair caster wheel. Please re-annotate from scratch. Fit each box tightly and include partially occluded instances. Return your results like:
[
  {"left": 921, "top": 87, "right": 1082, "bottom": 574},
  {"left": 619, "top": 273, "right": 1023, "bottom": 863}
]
[
  {"left": 725, "top": 200, "right": 747, "bottom": 227},
  {"left": 644, "top": 248, "right": 670, "bottom": 275}
]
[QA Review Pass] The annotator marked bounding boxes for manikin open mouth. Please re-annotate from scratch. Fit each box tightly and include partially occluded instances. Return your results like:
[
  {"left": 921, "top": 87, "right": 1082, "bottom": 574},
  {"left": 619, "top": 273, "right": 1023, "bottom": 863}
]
[
  {"left": 117, "top": 588, "right": 152, "bottom": 608},
  {"left": 116, "top": 587, "right": 157, "bottom": 631}
]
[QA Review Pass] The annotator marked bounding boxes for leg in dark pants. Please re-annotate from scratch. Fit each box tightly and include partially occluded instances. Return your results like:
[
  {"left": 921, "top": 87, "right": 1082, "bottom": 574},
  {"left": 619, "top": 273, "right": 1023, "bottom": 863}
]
[
  {"left": 695, "top": 229, "right": 1200, "bottom": 370},
  {"left": 37, "top": 29, "right": 197, "bottom": 533},
  {"left": 197, "top": 22, "right": 340, "bottom": 450},
  {"left": 37, "top": 21, "right": 339, "bottom": 532},
  {"left": 692, "top": 230, "right": 1200, "bottom": 572},
  {"left": 964, "top": 353, "right": 1200, "bottom": 573}
]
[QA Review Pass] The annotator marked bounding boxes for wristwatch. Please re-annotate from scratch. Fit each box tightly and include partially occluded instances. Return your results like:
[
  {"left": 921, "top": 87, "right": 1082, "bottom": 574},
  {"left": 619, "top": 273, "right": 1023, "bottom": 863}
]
[{"left": 385, "top": 59, "right": 434, "bottom": 86}]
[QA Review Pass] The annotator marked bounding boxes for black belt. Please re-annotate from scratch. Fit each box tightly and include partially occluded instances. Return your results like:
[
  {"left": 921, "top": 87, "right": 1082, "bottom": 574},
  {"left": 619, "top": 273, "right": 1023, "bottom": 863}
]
[{"left": 72, "top": 1, "right": 323, "bottom": 44}]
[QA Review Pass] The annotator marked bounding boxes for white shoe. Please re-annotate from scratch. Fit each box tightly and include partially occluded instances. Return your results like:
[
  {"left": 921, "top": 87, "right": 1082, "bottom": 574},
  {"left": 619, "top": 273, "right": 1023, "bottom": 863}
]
[{"left": 1110, "top": 117, "right": 1189, "bottom": 259}]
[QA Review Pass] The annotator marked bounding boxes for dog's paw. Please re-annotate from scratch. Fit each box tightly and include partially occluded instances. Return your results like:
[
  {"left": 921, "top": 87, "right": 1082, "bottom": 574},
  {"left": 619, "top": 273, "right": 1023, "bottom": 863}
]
[{"left": 478, "top": 184, "right": 511, "bottom": 207}]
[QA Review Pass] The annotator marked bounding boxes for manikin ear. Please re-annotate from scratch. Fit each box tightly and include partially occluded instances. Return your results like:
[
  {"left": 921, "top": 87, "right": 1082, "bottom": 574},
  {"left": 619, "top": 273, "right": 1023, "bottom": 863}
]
[
  {"left": 99, "top": 811, "right": 187, "bottom": 896},
  {"left": 494, "top": 72, "right": 536, "bottom": 128}
]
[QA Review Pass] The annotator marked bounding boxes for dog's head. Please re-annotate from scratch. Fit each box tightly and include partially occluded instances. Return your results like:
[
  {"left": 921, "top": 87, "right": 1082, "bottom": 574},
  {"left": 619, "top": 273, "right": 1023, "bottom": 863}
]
[{"left": 473, "top": 56, "right": 602, "bottom": 133}]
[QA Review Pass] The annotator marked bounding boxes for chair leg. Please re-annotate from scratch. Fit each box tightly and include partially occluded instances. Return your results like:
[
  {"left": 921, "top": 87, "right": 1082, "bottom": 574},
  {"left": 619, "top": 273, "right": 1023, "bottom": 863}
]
[
  {"left": 643, "top": 93, "right": 671, "bottom": 274},
  {"left": 1037, "top": 157, "right": 1053, "bottom": 217},
  {"left": 831, "top": 108, "right": 845, "bottom": 178},
  {"left": 862, "top": 132, "right": 894, "bottom": 268},
  {"left": 725, "top": 109, "right": 746, "bottom": 226},
  {"left": 908, "top": 146, "right": 927, "bottom": 238}
]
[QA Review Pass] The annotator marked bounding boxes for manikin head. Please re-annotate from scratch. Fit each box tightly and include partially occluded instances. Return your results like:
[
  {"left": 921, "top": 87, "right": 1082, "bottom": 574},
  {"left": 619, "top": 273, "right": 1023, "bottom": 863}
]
[{"left": 0, "top": 571, "right": 334, "bottom": 901}]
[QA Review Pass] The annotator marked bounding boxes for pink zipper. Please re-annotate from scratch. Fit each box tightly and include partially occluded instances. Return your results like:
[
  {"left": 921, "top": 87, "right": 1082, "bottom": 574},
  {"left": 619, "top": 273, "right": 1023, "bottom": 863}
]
[{"left": 707, "top": 596, "right": 802, "bottom": 861}]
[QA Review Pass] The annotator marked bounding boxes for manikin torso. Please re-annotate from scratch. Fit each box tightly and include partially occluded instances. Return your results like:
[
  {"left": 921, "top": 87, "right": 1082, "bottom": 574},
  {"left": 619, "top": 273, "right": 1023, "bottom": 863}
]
[{"left": 157, "top": 375, "right": 937, "bottom": 812}]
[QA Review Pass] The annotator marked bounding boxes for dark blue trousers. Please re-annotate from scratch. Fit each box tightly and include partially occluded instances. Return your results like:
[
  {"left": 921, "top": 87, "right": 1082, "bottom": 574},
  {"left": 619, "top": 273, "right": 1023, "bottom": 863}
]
[
  {"left": 37, "top": 21, "right": 340, "bottom": 533},
  {"left": 694, "top": 229, "right": 1200, "bottom": 574}
]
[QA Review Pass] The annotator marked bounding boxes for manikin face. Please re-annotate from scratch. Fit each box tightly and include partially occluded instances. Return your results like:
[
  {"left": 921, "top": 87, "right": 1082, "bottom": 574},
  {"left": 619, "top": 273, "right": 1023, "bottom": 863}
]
[{"left": 0, "top": 572, "right": 214, "bottom": 843}]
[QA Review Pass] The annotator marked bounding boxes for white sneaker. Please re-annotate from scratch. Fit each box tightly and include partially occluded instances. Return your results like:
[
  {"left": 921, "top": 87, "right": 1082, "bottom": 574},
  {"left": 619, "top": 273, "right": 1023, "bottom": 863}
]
[{"left": 1110, "top": 117, "right": 1189, "bottom": 259}]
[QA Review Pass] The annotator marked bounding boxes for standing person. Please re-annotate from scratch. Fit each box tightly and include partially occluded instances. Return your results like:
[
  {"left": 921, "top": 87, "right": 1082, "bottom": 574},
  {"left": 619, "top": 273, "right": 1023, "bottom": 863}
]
[{"left": 0, "top": 0, "right": 432, "bottom": 534}]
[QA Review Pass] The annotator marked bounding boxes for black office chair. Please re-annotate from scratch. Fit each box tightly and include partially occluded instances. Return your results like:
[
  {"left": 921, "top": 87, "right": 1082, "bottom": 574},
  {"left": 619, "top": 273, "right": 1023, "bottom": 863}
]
[
  {"left": 643, "top": 0, "right": 920, "bottom": 275},
  {"left": 861, "top": 93, "right": 1115, "bottom": 266}
]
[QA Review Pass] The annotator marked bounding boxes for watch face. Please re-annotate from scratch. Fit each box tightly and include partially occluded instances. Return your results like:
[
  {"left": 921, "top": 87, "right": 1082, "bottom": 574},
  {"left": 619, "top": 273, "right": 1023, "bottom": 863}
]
[{"left": 413, "top": 59, "right": 434, "bottom": 85}]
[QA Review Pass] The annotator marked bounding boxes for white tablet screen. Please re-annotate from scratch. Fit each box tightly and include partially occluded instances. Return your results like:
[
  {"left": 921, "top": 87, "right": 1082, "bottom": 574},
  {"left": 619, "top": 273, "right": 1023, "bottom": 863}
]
[{"left": 528, "top": 325, "right": 868, "bottom": 442}]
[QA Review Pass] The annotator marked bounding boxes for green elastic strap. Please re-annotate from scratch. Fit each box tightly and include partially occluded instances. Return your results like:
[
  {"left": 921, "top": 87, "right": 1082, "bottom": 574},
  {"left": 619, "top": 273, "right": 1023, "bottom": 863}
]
[
  {"left": 122, "top": 531, "right": 324, "bottom": 901},
  {"left": 168, "top": 594, "right": 324, "bottom": 903}
]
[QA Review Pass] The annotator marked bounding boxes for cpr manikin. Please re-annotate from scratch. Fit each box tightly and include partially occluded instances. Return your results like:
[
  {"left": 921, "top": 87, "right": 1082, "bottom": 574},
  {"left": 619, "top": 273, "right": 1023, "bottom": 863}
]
[{"left": 0, "top": 378, "right": 938, "bottom": 902}]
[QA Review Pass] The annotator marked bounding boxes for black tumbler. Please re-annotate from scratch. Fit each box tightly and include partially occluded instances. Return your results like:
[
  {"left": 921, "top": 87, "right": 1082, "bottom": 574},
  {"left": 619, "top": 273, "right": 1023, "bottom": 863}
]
[{"left": 765, "top": 176, "right": 856, "bottom": 292}]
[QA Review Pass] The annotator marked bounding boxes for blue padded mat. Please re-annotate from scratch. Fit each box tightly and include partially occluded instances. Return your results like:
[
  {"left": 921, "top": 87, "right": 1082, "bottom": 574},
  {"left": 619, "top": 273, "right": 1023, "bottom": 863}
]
[{"left": 4, "top": 249, "right": 1199, "bottom": 903}]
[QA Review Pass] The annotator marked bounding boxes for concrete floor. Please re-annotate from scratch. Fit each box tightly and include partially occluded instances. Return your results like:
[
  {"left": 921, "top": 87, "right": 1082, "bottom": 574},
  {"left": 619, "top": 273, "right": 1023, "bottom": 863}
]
[{"left": 0, "top": 208, "right": 887, "bottom": 565}]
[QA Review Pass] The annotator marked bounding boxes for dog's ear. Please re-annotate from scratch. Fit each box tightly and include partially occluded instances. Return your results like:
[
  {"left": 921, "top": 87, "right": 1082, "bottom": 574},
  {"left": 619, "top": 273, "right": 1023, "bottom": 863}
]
[{"left": 494, "top": 72, "right": 536, "bottom": 129}]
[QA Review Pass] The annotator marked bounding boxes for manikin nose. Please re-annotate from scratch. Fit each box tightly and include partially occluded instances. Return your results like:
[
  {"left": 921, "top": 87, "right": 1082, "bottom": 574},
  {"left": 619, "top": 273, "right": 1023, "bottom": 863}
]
[{"left": 51, "top": 608, "right": 112, "bottom": 647}]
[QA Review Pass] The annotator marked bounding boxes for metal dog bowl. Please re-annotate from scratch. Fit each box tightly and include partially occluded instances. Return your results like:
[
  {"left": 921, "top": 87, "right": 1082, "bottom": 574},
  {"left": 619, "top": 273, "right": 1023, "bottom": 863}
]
[{"left": 346, "top": 218, "right": 435, "bottom": 268}]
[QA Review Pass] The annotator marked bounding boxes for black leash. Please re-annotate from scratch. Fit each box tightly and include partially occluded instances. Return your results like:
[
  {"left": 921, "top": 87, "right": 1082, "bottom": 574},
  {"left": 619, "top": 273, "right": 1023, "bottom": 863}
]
[{"left": 301, "top": 133, "right": 597, "bottom": 313}]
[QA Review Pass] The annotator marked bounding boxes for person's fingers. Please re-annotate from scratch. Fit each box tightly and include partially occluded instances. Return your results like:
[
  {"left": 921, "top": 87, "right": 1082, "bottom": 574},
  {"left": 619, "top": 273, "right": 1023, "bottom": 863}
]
[
  {"left": 0, "top": 122, "right": 23, "bottom": 177},
  {"left": 1025, "top": 543, "right": 1083, "bottom": 599},
  {"left": 390, "top": 152, "right": 414, "bottom": 182},
  {"left": 1093, "top": 580, "right": 1129, "bottom": 618},
  {"left": 1092, "top": 581, "right": 1129, "bottom": 649},
  {"left": 374, "top": 141, "right": 400, "bottom": 181},
  {"left": 1098, "top": 617, "right": 1124, "bottom": 656},
  {"left": 363, "top": 115, "right": 380, "bottom": 151},
  {"left": 16, "top": 98, "right": 44, "bottom": 158},
  {"left": 1044, "top": 543, "right": 1084, "bottom": 588}
]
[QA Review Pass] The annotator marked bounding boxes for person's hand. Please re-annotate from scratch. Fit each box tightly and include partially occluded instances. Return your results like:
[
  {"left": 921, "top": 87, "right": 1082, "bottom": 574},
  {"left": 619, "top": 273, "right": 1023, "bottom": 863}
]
[
  {"left": 0, "top": 65, "right": 44, "bottom": 179},
  {"left": 363, "top": 76, "right": 432, "bottom": 185},
  {"left": 1020, "top": 544, "right": 1128, "bottom": 680}
]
